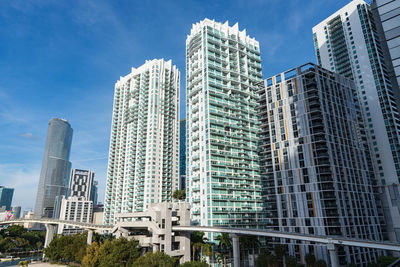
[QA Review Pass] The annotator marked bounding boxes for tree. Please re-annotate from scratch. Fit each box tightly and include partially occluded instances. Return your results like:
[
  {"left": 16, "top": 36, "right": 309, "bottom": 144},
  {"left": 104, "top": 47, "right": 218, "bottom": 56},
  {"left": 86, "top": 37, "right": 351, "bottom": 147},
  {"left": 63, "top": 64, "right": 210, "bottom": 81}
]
[
  {"left": 98, "top": 237, "right": 140, "bottom": 267},
  {"left": 305, "top": 253, "right": 316, "bottom": 267},
  {"left": 274, "top": 244, "right": 286, "bottom": 266},
  {"left": 377, "top": 256, "right": 397, "bottom": 266},
  {"left": 265, "top": 253, "right": 279, "bottom": 267},
  {"left": 285, "top": 255, "right": 298, "bottom": 267},
  {"left": 256, "top": 250, "right": 271, "bottom": 267},
  {"left": 240, "top": 236, "right": 260, "bottom": 263},
  {"left": 133, "top": 251, "right": 177, "bottom": 267},
  {"left": 191, "top": 232, "right": 207, "bottom": 261},
  {"left": 44, "top": 233, "right": 87, "bottom": 263},
  {"left": 215, "top": 233, "right": 231, "bottom": 267},
  {"left": 180, "top": 261, "right": 209, "bottom": 267},
  {"left": 315, "top": 259, "right": 327, "bottom": 267},
  {"left": 203, "top": 242, "right": 214, "bottom": 259},
  {"left": 173, "top": 189, "right": 186, "bottom": 200},
  {"left": 82, "top": 242, "right": 103, "bottom": 267}
]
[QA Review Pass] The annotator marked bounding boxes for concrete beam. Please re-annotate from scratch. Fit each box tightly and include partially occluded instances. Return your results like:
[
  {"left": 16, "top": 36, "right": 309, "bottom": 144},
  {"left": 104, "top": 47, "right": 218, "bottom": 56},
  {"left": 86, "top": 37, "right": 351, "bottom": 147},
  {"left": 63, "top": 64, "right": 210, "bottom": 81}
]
[{"left": 172, "top": 226, "right": 400, "bottom": 252}]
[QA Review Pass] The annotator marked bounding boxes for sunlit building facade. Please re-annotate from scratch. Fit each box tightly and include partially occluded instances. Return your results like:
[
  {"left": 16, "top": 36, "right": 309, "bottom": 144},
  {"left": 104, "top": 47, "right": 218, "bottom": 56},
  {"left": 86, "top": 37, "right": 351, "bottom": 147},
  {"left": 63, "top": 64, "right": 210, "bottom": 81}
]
[
  {"left": 104, "top": 59, "right": 180, "bottom": 225},
  {"left": 186, "top": 19, "right": 266, "bottom": 228}
]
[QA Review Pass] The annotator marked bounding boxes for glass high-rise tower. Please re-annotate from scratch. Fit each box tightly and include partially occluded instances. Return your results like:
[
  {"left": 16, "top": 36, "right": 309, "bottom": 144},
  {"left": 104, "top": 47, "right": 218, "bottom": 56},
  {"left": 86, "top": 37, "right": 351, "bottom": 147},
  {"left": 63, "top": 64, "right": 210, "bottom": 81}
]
[
  {"left": 313, "top": 0, "right": 400, "bottom": 242},
  {"left": 186, "top": 19, "right": 265, "bottom": 228},
  {"left": 34, "top": 118, "right": 73, "bottom": 218},
  {"left": 0, "top": 187, "right": 14, "bottom": 211},
  {"left": 104, "top": 59, "right": 180, "bottom": 225}
]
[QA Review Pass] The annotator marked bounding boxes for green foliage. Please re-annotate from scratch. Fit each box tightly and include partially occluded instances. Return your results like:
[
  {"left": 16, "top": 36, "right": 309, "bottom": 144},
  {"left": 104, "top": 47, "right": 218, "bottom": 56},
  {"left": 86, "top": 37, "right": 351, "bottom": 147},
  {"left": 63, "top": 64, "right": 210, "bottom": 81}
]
[
  {"left": 274, "top": 244, "right": 285, "bottom": 265},
  {"left": 256, "top": 250, "right": 271, "bottom": 267},
  {"left": 239, "top": 235, "right": 260, "bottom": 250},
  {"left": 215, "top": 233, "right": 231, "bottom": 251},
  {"left": 44, "top": 233, "right": 87, "bottom": 263},
  {"left": 133, "top": 251, "right": 177, "bottom": 267},
  {"left": 377, "top": 255, "right": 397, "bottom": 266},
  {"left": 82, "top": 242, "right": 103, "bottom": 267},
  {"left": 97, "top": 237, "right": 140, "bottom": 267},
  {"left": 0, "top": 225, "right": 45, "bottom": 252},
  {"left": 173, "top": 189, "right": 186, "bottom": 200},
  {"left": 180, "top": 261, "right": 209, "bottom": 267},
  {"left": 18, "top": 260, "right": 29, "bottom": 267},
  {"left": 315, "top": 259, "right": 327, "bottom": 267},
  {"left": 285, "top": 255, "right": 298, "bottom": 267},
  {"left": 190, "top": 231, "right": 208, "bottom": 261},
  {"left": 305, "top": 253, "right": 316, "bottom": 267}
]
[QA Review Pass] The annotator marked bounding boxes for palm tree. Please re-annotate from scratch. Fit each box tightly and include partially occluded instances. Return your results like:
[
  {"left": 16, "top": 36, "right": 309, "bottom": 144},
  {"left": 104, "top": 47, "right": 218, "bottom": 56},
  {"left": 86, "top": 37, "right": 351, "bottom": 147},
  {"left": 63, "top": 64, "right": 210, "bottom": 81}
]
[
  {"left": 305, "top": 253, "right": 316, "bottom": 267},
  {"left": 240, "top": 235, "right": 260, "bottom": 262},
  {"left": 193, "top": 242, "right": 204, "bottom": 261},
  {"left": 215, "top": 233, "right": 232, "bottom": 267},
  {"left": 190, "top": 232, "right": 207, "bottom": 261},
  {"left": 274, "top": 244, "right": 285, "bottom": 266},
  {"left": 203, "top": 242, "right": 214, "bottom": 263}
]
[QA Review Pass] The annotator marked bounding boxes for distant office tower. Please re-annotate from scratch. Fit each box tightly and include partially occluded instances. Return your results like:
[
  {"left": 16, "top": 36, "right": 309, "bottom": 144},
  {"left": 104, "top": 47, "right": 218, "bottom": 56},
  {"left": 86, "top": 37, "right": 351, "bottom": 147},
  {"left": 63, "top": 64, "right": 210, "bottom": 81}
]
[
  {"left": 91, "top": 181, "right": 98, "bottom": 205},
  {"left": 186, "top": 19, "right": 265, "bottom": 228},
  {"left": 372, "top": 0, "right": 400, "bottom": 92},
  {"left": 0, "top": 187, "right": 14, "bottom": 210},
  {"left": 11, "top": 206, "right": 21, "bottom": 219},
  {"left": 313, "top": 0, "right": 400, "bottom": 242},
  {"left": 57, "top": 196, "right": 93, "bottom": 234},
  {"left": 69, "top": 169, "right": 94, "bottom": 200},
  {"left": 258, "top": 63, "right": 382, "bottom": 265},
  {"left": 104, "top": 59, "right": 180, "bottom": 225},
  {"left": 179, "top": 118, "right": 186, "bottom": 190},
  {"left": 34, "top": 118, "right": 73, "bottom": 218}
]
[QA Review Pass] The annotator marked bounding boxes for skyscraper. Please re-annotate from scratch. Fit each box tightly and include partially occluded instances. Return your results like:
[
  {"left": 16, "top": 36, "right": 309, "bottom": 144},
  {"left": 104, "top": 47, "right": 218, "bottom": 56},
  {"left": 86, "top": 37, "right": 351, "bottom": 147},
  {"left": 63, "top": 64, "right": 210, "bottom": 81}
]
[
  {"left": 186, "top": 19, "right": 265, "bottom": 228},
  {"left": 69, "top": 169, "right": 95, "bottom": 201},
  {"left": 372, "top": 0, "right": 400, "bottom": 93},
  {"left": 371, "top": 0, "right": 400, "bottom": 244},
  {"left": 0, "top": 187, "right": 14, "bottom": 211},
  {"left": 258, "top": 63, "right": 382, "bottom": 265},
  {"left": 34, "top": 118, "right": 73, "bottom": 218},
  {"left": 104, "top": 59, "right": 180, "bottom": 225},
  {"left": 179, "top": 118, "right": 186, "bottom": 190},
  {"left": 312, "top": 0, "right": 400, "bottom": 242}
]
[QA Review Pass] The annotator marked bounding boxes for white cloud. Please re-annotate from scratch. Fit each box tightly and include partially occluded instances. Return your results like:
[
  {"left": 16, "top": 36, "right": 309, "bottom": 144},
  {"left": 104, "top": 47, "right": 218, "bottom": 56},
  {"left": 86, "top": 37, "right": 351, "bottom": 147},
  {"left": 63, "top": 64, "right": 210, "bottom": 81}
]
[
  {"left": 0, "top": 163, "right": 41, "bottom": 212},
  {"left": 20, "top": 133, "right": 35, "bottom": 139}
]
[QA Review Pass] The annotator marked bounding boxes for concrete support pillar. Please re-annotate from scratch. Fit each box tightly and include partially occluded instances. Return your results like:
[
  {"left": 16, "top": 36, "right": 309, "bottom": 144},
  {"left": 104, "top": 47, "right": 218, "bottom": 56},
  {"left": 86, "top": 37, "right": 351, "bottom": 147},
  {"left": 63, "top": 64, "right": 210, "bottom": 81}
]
[
  {"left": 231, "top": 234, "right": 240, "bottom": 267},
  {"left": 87, "top": 229, "right": 94, "bottom": 245},
  {"left": 327, "top": 242, "right": 339, "bottom": 267},
  {"left": 44, "top": 224, "right": 55, "bottom": 248},
  {"left": 179, "top": 232, "right": 191, "bottom": 264}
]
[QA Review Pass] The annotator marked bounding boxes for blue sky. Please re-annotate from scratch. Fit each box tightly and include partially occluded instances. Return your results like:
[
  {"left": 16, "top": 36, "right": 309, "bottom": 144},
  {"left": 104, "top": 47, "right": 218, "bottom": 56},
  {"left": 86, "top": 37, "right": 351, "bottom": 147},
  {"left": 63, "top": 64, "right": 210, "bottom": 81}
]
[{"left": 0, "top": 0, "right": 351, "bottom": 211}]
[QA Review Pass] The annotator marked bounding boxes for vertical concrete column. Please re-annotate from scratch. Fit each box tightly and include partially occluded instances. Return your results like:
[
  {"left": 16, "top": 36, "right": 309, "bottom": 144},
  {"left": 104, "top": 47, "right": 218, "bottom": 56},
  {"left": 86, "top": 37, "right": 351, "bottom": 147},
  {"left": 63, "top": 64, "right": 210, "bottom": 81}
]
[
  {"left": 327, "top": 242, "right": 339, "bottom": 267},
  {"left": 87, "top": 229, "right": 94, "bottom": 245},
  {"left": 44, "top": 224, "right": 55, "bottom": 248},
  {"left": 231, "top": 234, "right": 240, "bottom": 267}
]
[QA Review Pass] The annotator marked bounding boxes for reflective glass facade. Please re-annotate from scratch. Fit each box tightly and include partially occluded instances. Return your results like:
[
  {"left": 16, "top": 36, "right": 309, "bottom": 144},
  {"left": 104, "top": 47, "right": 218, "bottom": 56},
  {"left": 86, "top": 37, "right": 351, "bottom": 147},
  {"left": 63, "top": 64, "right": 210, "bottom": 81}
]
[{"left": 34, "top": 118, "right": 73, "bottom": 218}]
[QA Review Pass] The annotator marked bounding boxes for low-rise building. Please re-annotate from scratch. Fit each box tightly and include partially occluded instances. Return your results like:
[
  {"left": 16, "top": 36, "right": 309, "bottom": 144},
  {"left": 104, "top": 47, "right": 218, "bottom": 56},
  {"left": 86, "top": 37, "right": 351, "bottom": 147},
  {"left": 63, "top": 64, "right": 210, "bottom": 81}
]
[
  {"left": 57, "top": 196, "right": 93, "bottom": 235},
  {"left": 113, "top": 202, "right": 190, "bottom": 264}
]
